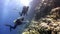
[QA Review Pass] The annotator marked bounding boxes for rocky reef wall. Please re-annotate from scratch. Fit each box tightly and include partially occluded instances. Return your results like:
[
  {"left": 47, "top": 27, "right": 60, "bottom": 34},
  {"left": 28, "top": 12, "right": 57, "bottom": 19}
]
[{"left": 21, "top": 0, "right": 60, "bottom": 34}]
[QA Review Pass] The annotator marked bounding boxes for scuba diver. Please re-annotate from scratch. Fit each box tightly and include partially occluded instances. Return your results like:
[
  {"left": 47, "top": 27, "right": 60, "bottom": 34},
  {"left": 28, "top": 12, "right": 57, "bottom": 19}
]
[
  {"left": 20, "top": 6, "right": 29, "bottom": 16},
  {"left": 5, "top": 16, "right": 29, "bottom": 31},
  {"left": 5, "top": 6, "right": 29, "bottom": 31},
  {"left": 5, "top": 16, "right": 25, "bottom": 31}
]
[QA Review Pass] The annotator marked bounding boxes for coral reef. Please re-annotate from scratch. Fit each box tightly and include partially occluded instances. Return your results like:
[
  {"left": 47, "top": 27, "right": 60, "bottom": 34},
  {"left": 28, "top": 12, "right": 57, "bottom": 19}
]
[
  {"left": 21, "top": 0, "right": 60, "bottom": 34},
  {"left": 22, "top": 7, "right": 60, "bottom": 34}
]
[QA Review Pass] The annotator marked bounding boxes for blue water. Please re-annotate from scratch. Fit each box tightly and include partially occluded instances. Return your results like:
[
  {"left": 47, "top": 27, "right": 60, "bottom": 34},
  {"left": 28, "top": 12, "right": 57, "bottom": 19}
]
[
  {"left": 0, "top": 0, "right": 37, "bottom": 34},
  {"left": 0, "top": 0, "right": 23, "bottom": 34}
]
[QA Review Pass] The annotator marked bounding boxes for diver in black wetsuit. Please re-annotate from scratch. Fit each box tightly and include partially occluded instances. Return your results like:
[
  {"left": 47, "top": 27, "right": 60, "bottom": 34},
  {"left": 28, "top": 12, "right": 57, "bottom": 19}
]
[
  {"left": 5, "top": 6, "right": 29, "bottom": 31},
  {"left": 5, "top": 17, "right": 24, "bottom": 31},
  {"left": 20, "top": 6, "right": 29, "bottom": 16}
]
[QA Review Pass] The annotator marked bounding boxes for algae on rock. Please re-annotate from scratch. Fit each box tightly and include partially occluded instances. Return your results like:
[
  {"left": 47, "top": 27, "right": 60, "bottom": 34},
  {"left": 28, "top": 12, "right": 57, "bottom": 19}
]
[{"left": 21, "top": 0, "right": 60, "bottom": 34}]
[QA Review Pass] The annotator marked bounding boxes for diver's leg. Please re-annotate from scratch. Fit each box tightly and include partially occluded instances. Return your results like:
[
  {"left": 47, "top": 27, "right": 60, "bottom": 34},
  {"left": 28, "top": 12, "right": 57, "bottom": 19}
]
[
  {"left": 13, "top": 24, "right": 18, "bottom": 29},
  {"left": 5, "top": 25, "right": 13, "bottom": 28},
  {"left": 19, "top": 12, "right": 22, "bottom": 16},
  {"left": 5, "top": 24, "right": 13, "bottom": 31},
  {"left": 26, "top": 13, "right": 28, "bottom": 16}
]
